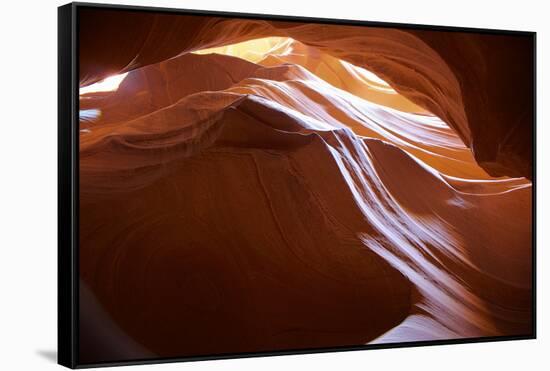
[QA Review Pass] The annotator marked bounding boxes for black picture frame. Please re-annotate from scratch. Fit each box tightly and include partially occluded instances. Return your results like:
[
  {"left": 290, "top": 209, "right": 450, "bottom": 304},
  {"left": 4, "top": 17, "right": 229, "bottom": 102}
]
[{"left": 58, "top": 2, "right": 537, "bottom": 368}]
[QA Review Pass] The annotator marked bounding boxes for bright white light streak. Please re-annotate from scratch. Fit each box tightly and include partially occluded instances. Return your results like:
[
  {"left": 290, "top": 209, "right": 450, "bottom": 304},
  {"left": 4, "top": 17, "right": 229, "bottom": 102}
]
[
  {"left": 79, "top": 108, "right": 101, "bottom": 123},
  {"left": 80, "top": 73, "right": 128, "bottom": 95}
]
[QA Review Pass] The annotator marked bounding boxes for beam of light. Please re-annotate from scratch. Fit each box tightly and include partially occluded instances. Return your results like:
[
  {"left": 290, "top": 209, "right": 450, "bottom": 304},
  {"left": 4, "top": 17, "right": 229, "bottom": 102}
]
[{"left": 80, "top": 72, "right": 128, "bottom": 95}]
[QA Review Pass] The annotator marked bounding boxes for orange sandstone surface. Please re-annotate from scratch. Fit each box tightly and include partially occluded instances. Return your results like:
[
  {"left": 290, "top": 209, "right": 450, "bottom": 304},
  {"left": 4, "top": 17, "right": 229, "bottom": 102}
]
[{"left": 77, "top": 8, "right": 533, "bottom": 363}]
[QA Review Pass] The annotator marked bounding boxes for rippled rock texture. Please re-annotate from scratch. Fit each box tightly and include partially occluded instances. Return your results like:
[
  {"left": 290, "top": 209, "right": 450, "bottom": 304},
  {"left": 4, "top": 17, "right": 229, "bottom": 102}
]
[{"left": 78, "top": 8, "right": 534, "bottom": 364}]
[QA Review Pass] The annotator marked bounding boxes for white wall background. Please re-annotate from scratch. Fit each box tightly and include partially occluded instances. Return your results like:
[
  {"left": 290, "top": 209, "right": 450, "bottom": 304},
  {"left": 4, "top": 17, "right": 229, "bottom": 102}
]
[{"left": 0, "top": 0, "right": 546, "bottom": 369}]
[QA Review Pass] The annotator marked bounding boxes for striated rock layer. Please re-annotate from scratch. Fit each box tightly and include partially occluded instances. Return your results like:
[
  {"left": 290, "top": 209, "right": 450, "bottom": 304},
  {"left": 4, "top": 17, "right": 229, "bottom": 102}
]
[
  {"left": 77, "top": 9, "right": 533, "bottom": 363},
  {"left": 80, "top": 9, "right": 534, "bottom": 178}
]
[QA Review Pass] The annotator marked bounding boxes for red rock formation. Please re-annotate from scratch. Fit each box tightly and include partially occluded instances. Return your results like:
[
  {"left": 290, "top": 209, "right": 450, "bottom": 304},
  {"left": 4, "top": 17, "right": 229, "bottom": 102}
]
[
  {"left": 77, "top": 8, "right": 533, "bottom": 363},
  {"left": 79, "top": 8, "right": 534, "bottom": 178}
]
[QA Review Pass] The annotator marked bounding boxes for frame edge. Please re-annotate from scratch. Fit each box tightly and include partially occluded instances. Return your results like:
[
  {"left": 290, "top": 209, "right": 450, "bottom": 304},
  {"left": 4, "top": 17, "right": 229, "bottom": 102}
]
[
  {"left": 60, "top": 2, "right": 537, "bottom": 368},
  {"left": 58, "top": 2, "right": 78, "bottom": 369}
]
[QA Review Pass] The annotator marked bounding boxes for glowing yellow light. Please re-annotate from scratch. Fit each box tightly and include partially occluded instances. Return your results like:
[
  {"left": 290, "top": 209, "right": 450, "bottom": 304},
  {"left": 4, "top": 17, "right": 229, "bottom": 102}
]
[
  {"left": 192, "top": 37, "right": 392, "bottom": 89},
  {"left": 192, "top": 37, "right": 290, "bottom": 64},
  {"left": 80, "top": 72, "right": 128, "bottom": 95}
]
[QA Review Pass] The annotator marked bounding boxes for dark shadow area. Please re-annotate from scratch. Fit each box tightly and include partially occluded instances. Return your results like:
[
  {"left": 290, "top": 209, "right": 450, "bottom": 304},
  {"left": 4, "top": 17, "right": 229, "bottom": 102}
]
[{"left": 36, "top": 350, "right": 57, "bottom": 363}]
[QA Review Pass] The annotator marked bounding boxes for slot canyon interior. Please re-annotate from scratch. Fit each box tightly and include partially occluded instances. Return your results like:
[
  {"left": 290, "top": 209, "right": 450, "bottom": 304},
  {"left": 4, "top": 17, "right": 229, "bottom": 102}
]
[{"left": 77, "top": 7, "right": 534, "bottom": 364}]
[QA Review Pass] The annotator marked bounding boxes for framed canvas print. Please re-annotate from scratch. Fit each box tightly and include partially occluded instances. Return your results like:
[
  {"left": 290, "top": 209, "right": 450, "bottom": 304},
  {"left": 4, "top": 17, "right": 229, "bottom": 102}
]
[{"left": 58, "top": 2, "right": 536, "bottom": 368}]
